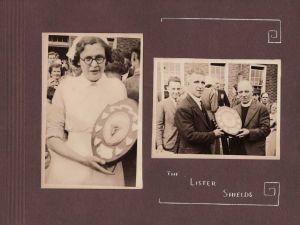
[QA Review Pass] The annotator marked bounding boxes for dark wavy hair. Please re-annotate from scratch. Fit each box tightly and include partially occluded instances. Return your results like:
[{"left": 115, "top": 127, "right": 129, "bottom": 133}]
[
  {"left": 105, "top": 49, "right": 126, "bottom": 75},
  {"left": 48, "top": 63, "right": 62, "bottom": 74},
  {"left": 167, "top": 76, "right": 181, "bottom": 86},
  {"left": 72, "top": 36, "right": 112, "bottom": 68},
  {"left": 131, "top": 47, "right": 140, "bottom": 60}
]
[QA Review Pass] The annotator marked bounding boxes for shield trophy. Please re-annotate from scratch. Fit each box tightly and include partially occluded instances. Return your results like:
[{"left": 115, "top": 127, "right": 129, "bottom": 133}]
[
  {"left": 91, "top": 98, "right": 138, "bottom": 163},
  {"left": 215, "top": 106, "right": 242, "bottom": 136}
]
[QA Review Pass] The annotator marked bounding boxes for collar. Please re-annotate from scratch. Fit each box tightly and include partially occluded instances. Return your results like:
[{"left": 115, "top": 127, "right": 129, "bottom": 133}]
[
  {"left": 188, "top": 92, "right": 202, "bottom": 109},
  {"left": 188, "top": 92, "right": 201, "bottom": 103},
  {"left": 241, "top": 99, "right": 253, "bottom": 107},
  {"left": 170, "top": 97, "right": 178, "bottom": 106},
  {"left": 133, "top": 68, "right": 140, "bottom": 76},
  {"left": 78, "top": 73, "right": 107, "bottom": 88}
]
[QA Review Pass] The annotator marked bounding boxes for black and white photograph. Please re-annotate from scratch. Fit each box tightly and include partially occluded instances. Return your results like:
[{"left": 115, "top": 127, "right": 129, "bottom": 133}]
[
  {"left": 152, "top": 58, "right": 280, "bottom": 159},
  {"left": 42, "top": 33, "right": 143, "bottom": 189}
]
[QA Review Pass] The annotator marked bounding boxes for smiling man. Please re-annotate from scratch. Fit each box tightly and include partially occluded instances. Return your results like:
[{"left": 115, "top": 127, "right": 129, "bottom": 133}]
[
  {"left": 174, "top": 73, "right": 223, "bottom": 154},
  {"left": 156, "top": 76, "right": 182, "bottom": 153},
  {"left": 231, "top": 80, "right": 271, "bottom": 155}
]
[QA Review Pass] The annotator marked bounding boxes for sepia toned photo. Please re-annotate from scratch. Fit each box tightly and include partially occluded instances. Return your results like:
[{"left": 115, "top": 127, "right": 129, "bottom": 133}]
[
  {"left": 41, "top": 33, "right": 143, "bottom": 189},
  {"left": 152, "top": 58, "right": 280, "bottom": 160}
]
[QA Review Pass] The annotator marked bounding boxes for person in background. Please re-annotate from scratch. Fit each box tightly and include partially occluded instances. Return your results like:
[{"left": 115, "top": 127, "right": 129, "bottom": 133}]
[
  {"left": 61, "top": 57, "right": 70, "bottom": 76},
  {"left": 122, "top": 47, "right": 140, "bottom": 186},
  {"left": 266, "top": 102, "right": 277, "bottom": 156},
  {"left": 105, "top": 49, "right": 126, "bottom": 80},
  {"left": 215, "top": 81, "right": 230, "bottom": 107},
  {"left": 201, "top": 76, "right": 219, "bottom": 122},
  {"left": 253, "top": 90, "right": 260, "bottom": 102},
  {"left": 260, "top": 92, "right": 272, "bottom": 113},
  {"left": 48, "top": 63, "right": 63, "bottom": 89},
  {"left": 230, "top": 84, "right": 240, "bottom": 108},
  {"left": 48, "top": 51, "right": 57, "bottom": 66},
  {"left": 156, "top": 76, "right": 182, "bottom": 154},
  {"left": 123, "top": 47, "right": 140, "bottom": 103},
  {"left": 121, "top": 52, "right": 133, "bottom": 81},
  {"left": 201, "top": 76, "right": 219, "bottom": 154}
]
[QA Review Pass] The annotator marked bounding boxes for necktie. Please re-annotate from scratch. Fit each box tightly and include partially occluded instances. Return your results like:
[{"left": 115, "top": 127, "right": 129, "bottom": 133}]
[
  {"left": 200, "top": 101, "right": 212, "bottom": 127},
  {"left": 199, "top": 100, "right": 202, "bottom": 111}
]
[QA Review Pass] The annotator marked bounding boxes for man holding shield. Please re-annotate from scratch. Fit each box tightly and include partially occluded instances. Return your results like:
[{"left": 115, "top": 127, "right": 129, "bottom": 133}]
[
  {"left": 231, "top": 80, "right": 271, "bottom": 155},
  {"left": 175, "top": 73, "right": 223, "bottom": 154}
]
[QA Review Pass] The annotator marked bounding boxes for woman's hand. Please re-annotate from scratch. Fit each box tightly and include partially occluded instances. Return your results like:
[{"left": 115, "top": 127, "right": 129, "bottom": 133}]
[
  {"left": 48, "top": 78, "right": 59, "bottom": 88},
  {"left": 47, "top": 138, "right": 115, "bottom": 175},
  {"left": 82, "top": 155, "right": 114, "bottom": 175}
]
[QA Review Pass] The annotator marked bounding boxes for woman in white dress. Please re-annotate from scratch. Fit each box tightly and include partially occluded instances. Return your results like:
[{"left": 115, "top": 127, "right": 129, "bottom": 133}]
[
  {"left": 46, "top": 36, "right": 127, "bottom": 186},
  {"left": 266, "top": 102, "right": 277, "bottom": 156}
]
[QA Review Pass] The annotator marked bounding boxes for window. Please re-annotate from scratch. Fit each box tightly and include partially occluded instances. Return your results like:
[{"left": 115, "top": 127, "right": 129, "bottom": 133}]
[
  {"left": 48, "top": 35, "right": 69, "bottom": 47},
  {"left": 249, "top": 65, "right": 266, "bottom": 95},
  {"left": 210, "top": 63, "right": 226, "bottom": 89}
]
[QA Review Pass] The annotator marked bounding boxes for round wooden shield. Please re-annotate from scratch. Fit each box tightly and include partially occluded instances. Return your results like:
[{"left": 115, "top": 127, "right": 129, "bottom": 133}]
[
  {"left": 215, "top": 106, "right": 242, "bottom": 136},
  {"left": 91, "top": 98, "right": 138, "bottom": 162}
]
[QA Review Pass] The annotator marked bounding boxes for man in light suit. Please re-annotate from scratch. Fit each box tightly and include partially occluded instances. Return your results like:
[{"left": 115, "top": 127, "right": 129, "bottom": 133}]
[
  {"left": 231, "top": 80, "right": 271, "bottom": 155},
  {"left": 175, "top": 73, "right": 223, "bottom": 154},
  {"left": 156, "top": 76, "right": 182, "bottom": 153}
]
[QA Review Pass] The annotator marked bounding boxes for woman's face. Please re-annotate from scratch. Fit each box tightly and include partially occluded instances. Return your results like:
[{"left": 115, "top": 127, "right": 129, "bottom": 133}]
[
  {"left": 271, "top": 104, "right": 277, "bottom": 114},
  {"left": 80, "top": 43, "right": 106, "bottom": 82}
]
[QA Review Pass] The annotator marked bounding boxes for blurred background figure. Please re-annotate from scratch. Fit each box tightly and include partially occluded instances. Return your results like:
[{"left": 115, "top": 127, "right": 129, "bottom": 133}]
[
  {"left": 202, "top": 76, "right": 218, "bottom": 122},
  {"left": 266, "top": 102, "right": 277, "bottom": 156},
  {"left": 253, "top": 89, "right": 260, "bottom": 102},
  {"left": 215, "top": 81, "right": 230, "bottom": 107},
  {"left": 214, "top": 80, "right": 230, "bottom": 154},
  {"left": 260, "top": 92, "right": 272, "bottom": 113},
  {"left": 48, "top": 51, "right": 57, "bottom": 66},
  {"left": 230, "top": 84, "right": 240, "bottom": 108},
  {"left": 121, "top": 52, "right": 133, "bottom": 81},
  {"left": 124, "top": 47, "right": 140, "bottom": 103},
  {"left": 201, "top": 76, "right": 219, "bottom": 154},
  {"left": 61, "top": 57, "right": 70, "bottom": 76},
  {"left": 105, "top": 49, "right": 127, "bottom": 80},
  {"left": 47, "top": 63, "right": 63, "bottom": 103}
]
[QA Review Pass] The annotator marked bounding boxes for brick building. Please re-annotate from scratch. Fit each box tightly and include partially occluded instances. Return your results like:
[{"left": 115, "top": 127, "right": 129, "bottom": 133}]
[{"left": 156, "top": 59, "right": 279, "bottom": 104}]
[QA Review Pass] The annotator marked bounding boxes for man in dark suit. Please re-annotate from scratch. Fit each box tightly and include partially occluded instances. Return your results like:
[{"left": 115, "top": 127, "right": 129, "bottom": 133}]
[
  {"left": 175, "top": 73, "right": 223, "bottom": 154},
  {"left": 215, "top": 81, "right": 230, "bottom": 154},
  {"left": 231, "top": 80, "right": 271, "bottom": 155},
  {"left": 215, "top": 82, "right": 230, "bottom": 107},
  {"left": 156, "top": 76, "right": 182, "bottom": 153}
]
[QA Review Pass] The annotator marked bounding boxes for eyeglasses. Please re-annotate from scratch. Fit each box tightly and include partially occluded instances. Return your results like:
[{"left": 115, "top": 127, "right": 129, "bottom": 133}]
[{"left": 80, "top": 55, "right": 106, "bottom": 65}]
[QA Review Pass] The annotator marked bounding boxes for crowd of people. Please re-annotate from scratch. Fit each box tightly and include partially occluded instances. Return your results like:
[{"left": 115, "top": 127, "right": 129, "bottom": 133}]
[
  {"left": 156, "top": 73, "right": 277, "bottom": 156},
  {"left": 45, "top": 36, "right": 140, "bottom": 187},
  {"left": 46, "top": 44, "right": 140, "bottom": 104}
]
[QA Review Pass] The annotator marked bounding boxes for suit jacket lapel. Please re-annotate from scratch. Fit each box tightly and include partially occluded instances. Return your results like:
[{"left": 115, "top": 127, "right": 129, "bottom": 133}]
[
  {"left": 244, "top": 100, "right": 259, "bottom": 127},
  {"left": 186, "top": 94, "right": 209, "bottom": 129},
  {"left": 236, "top": 104, "right": 242, "bottom": 118},
  {"left": 166, "top": 97, "right": 176, "bottom": 115}
]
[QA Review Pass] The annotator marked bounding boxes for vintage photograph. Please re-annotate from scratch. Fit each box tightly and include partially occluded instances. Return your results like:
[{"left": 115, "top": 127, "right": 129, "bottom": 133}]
[
  {"left": 41, "top": 33, "right": 143, "bottom": 188},
  {"left": 152, "top": 58, "right": 280, "bottom": 159}
]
